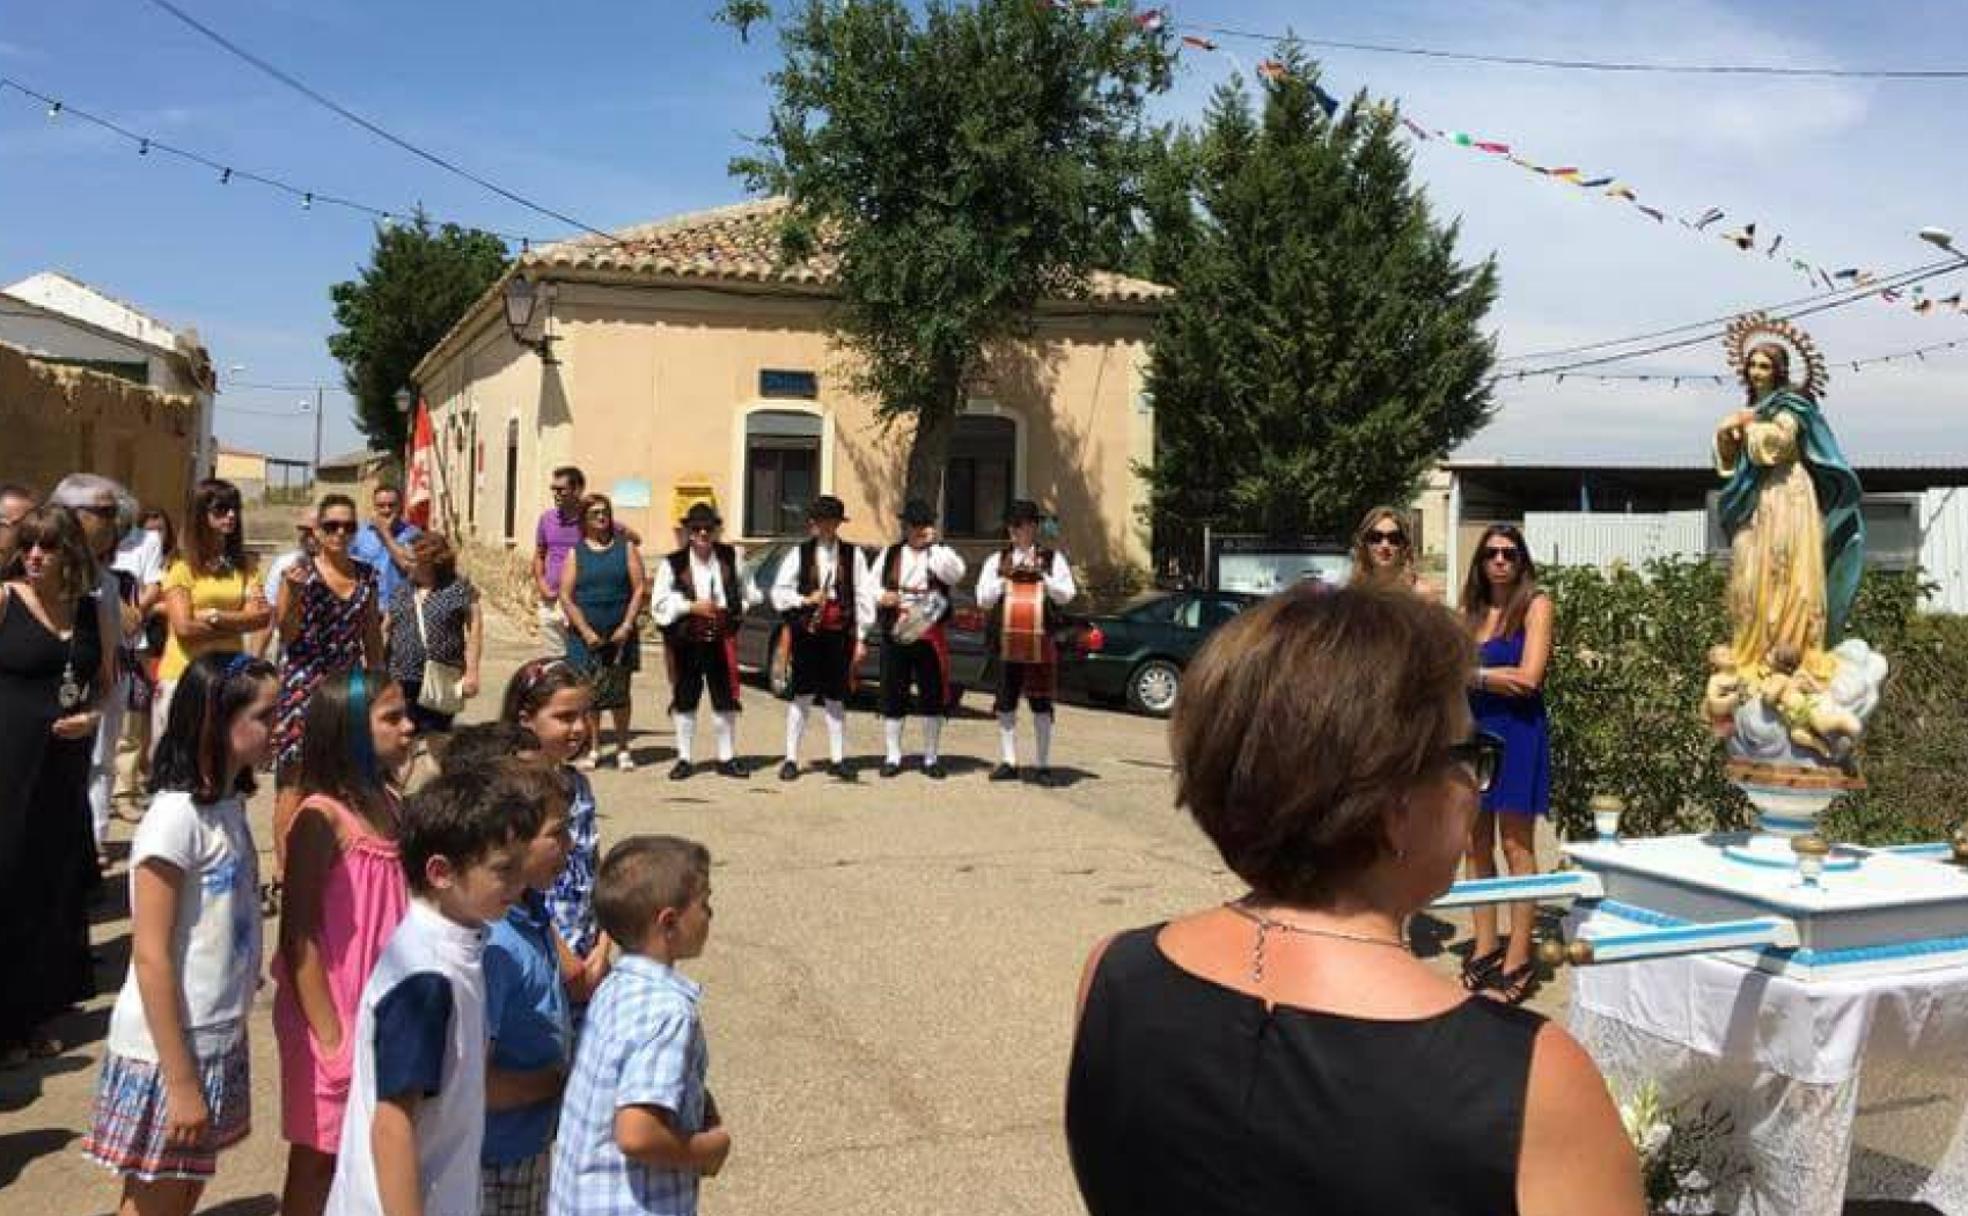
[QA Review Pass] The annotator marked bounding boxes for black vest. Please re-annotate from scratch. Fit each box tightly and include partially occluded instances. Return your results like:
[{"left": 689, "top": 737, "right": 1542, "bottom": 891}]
[
  {"left": 879, "top": 542, "right": 952, "bottom": 633},
  {"left": 664, "top": 544, "right": 744, "bottom": 623},
  {"left": 796, "top": 538, "right": 857, "bottom": 608}
]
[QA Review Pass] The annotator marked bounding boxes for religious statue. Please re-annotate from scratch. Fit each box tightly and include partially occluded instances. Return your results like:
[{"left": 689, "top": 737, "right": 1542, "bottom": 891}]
[{"left": 1703, "top": 314, "right": 1884, "bottom": 771}]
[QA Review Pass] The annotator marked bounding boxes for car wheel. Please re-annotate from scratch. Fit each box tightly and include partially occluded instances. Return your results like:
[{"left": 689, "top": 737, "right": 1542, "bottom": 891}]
[
  {"left": 768, "top": 628, "right": 794, "bottom": 701},
  {"left": 1127, "top": 659, "right": 1181, "bottom": 717}
]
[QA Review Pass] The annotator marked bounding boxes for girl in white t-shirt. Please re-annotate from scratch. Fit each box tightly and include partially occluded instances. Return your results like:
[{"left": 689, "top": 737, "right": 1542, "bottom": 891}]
[{"left": 82, "top": 651, "right": 278, "bottom": 1214}]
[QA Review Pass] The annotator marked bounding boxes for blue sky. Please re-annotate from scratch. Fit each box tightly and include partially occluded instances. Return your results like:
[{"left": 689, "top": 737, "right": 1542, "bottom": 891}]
[{"left": 4, "top": 0, "right": 1967, "bottom": 466}]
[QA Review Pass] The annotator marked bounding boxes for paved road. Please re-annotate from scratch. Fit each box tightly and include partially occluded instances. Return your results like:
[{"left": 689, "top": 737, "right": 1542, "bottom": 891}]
[{"left": 0, "top": 613, "right": 1563, "bottom": 1215}]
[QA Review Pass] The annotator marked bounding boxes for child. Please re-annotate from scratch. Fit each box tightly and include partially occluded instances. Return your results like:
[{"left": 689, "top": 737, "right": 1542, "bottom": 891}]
[
  {"left": 549, "top": 836, "right": 728, "bottom": 1216},
  {"left": 272, "top": 669, "right": 419, "bottom": 1216},
  {"left": 82, "top": 652, "right": 279, "bottom": 1216},
  {"left": 480, "top": 756, "right": 580, "bottom": 1215},
  {"left": 326, "top": 763, "right": 544, "bottom": 1216},
  {"left": 503, "top": 659, "right": 611, "bottom": 998}
]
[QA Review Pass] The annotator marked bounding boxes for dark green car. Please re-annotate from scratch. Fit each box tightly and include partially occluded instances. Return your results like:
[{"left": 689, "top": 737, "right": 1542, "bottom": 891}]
[{"left": 1058, "top": 590, "right": 1261, "bottom": 717}]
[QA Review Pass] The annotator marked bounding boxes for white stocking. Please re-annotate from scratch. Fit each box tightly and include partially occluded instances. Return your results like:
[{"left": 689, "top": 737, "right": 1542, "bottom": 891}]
[{"left": 824, "top": 701, "right": 847, "bottom": 763}]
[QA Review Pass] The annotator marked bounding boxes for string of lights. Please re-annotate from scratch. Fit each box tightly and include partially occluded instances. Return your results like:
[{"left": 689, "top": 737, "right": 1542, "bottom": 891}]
[
  {"left": 0, "top": 77, "right": 558, "bottom": 249},
  {"left": 138, "top": 0, "right": 624, "bottom": 244},
  {"left": 1176, "top": 22, "right": 1968, "bottom": 80},
  {"left": 1504, "top": 333, "right": 1968, "bottom": 389}
]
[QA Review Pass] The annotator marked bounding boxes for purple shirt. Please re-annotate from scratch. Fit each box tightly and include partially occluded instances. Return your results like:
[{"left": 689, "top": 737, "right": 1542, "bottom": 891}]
[{"left": 536, "top": 509, "right": 584, "bottom": 599}]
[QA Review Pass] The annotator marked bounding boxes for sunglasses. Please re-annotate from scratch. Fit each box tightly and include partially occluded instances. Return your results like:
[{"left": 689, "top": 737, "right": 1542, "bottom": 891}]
[
  {"left": 206, "top": 502, "right": 241, "bottom": 517},
  {"left": 1482, "top": 545, "right": 1522, "bottom": 564},
  {"left": 688, "top": 524, "right": 716, "bottom": 534},
  {"left": 318, "top": 519, "right": 357, "bottom": 536},
  {"left": 76, "top": 503, "right": 119, "bottom": 520},
  {"left": 1443, "top": 730, "right": 1505, "bottom": 793},
  {"left": 586, "top": 508, "right": 612, "bottom": 518},
  {"left": 1367, "top": 528, "right": 1407, "bottom": 546}
]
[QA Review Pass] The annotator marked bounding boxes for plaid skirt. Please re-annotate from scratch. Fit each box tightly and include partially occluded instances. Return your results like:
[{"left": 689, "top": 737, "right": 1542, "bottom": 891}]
[
  {"left": 82, "top": 1031, "right": 251, "bottom": 1181},
  {"left": 482, "top": 1150, "right": 552, "bottom": 1216}
]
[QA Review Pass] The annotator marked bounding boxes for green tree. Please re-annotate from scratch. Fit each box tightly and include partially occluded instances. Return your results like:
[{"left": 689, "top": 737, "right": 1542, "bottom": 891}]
[
  {"left": 327, "top": 212, "right": 509, "bottom": 452},
  {"left": 719, "top": 0, "right": 1172, "bottom": 503},
  {"left": 1140, "top": 49, "right": 1498, "bottom": 545}
]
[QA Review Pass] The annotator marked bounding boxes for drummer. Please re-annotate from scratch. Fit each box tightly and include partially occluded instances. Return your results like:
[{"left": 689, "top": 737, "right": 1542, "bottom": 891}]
[
  {"left": 976, "top": 500, "right": 1077, "bottom": 785},
  {"left": 861, "top": 498, "right": 967, "bottom": 779},
  {"left": 652, "top": 502, "right": 760, "bottom": 779}
]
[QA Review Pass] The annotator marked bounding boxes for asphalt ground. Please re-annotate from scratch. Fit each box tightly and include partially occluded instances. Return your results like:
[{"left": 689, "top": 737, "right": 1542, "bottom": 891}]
[{"left": 0, "top": 611, "right": 1565, "bottom": 1215}]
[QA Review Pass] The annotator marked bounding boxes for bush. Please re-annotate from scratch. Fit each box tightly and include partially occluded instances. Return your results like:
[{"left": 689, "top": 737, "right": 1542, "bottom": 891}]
[{"left": 1542, "top": 560, "right": 1959, "bottom": 846}]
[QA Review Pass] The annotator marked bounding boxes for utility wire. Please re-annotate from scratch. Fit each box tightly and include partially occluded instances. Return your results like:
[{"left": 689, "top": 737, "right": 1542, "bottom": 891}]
[
  {"left": 1498, "top": 260, "right": 1960, "bottom": 366},
  {"left": 137, "top": 0, "right": 623, "bottom": 244},
  {"left": 0, "top": 77, "right": 552, "bottom": 247},
  {"left": 1508, "top": 263, "right": 1968, "bottom": 378},
  {"left": 1181, "top": 23, "right": 1968, "bottom": 80}
]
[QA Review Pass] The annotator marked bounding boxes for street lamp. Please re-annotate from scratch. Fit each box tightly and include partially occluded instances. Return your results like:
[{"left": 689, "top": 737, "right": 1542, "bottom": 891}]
[
  {"left": 394, "top": 387, "right": 413, "bottom": 416},
  {"left": 1920, "top": 227, "right": 1968, "bottom": 265},
  {"left": 502, "top": 276, "right": 560, "bottom": 364},
  {"left": 229, "top": 364, "right": 328, "bottom": 486}
]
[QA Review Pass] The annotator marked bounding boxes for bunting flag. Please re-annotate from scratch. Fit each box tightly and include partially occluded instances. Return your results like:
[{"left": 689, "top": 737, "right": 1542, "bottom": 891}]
[
  {"left": 1163, "top": 19, "right": 1968, "bottom": 323},
  {"left": 1134, "top": 8, "right": 1165, "bottom": 30},
  {"left": 405, "top": 399, "right": 437, "bottom": 530},
  {"left": 1916, "top": 298, "right": 1936, "bottom": 313}
]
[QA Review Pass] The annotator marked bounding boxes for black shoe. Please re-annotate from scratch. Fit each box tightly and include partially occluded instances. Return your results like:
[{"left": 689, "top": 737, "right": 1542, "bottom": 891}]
[
  {"left": 718, "top": 760, "right": 748, "bottom": 779},
  {"left": 990, "top": 763, "right": 1020, "bottom": 782},
  {"left": 828, "top": 761, "right": 856, "bottom": 781},
  {"left": 879, "top": 761, "right": 901, "bottom": 779},
  {"left": 1033, "top": 767, "right": 1057, "bottom": 787},
  {"left": 669, "top": 760, "right": 693, "bottom": 781},
  {"left": 779, "top": 760, "right": 800, "bottom": 782},
  {"left": 924, "top": 761, "right": 947, "bottom": 781}
]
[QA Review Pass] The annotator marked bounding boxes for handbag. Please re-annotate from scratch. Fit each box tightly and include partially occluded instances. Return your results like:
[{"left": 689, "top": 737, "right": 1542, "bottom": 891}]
[
  {"left": 412, "top": 590, "right": 467, "bottom": 716},
  {"left": 587, "top": 643, "right": 633, "bottom": 708}
]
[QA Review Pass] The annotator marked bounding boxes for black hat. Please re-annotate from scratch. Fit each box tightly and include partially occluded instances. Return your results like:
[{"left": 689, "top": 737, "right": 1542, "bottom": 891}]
[
  {"left": 899, "top": 498, "right": 937, "bottom": 527},
  {"left": 1005, "top": 499, "right": 1044, "bottom": 526},
  {"left": 680, "top": 502, "right": 722, "bottom": 529},
  {"left": 808, "top": 495, "right": 847, "bottom": 522}
]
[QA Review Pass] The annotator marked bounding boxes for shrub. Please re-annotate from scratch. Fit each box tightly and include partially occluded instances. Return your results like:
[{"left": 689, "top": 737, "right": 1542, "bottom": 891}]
[{"left": 1541, "top": 560, "right": 1956, "bottom": 846}]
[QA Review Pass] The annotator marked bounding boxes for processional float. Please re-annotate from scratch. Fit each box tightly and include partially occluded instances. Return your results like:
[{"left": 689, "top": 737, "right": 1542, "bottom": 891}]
[{"left": 1432, "top": 313, "right": 1968, "bottom": 978}]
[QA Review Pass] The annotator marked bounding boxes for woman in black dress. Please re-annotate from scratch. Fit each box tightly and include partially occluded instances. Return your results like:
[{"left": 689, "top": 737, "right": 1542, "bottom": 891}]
[
  {"left": 0, "top": 507, "right": 113, "bottom": 1065},
  {"left": 1066, "top": 587, "right": 1643, "bottom": 1216}
]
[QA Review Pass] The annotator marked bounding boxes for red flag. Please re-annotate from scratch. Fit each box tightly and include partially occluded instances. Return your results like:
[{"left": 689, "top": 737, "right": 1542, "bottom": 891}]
[
  {"left": 406, "top": 398, "right": 437, "bottom": 530},
  {"left": 1472, "top": 140, "right": 1511, "bottom": 155}
]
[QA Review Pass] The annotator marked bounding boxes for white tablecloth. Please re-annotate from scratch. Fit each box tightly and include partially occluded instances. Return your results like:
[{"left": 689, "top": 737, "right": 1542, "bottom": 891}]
[{"left": 1570, "top": 952, "right": 1968, "bottom": 1215}]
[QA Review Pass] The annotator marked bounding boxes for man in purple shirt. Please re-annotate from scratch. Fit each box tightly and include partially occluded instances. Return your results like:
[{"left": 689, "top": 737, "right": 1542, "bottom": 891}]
[{"left": 533, "top": 466, "right": 639, "bottom": 654}]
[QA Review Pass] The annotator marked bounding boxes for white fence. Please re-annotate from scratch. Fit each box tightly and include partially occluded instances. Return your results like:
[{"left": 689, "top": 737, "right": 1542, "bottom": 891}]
[
  {"left": 1919, "top": 488, "right": 1968, "bottom": 614},
  {"left": 1524, "top": 511, "right": 1709, "bottom": 572}
]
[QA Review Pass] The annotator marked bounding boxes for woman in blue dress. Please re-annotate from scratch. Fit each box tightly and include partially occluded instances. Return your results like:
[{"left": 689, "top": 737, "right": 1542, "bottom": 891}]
[
  {"left": 559, "top": 494, "right": 645, "bottom": 771},
  {"left": 1460, "top": 523, "right": 1552, "bottom": 1005}
]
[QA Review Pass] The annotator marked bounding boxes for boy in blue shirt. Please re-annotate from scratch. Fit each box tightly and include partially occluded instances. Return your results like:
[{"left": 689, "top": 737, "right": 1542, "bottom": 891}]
[
  {"left": 481, "top": 757, "right": 578, "bottom": 1215},
  {"left": 550, "top": 836, "right": 727, "bottom": 1216}
]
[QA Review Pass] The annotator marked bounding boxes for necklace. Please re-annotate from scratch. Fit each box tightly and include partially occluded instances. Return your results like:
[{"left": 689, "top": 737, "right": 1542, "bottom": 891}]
[{"left": 1224, "top": 899, "right": 1409, "bottom": 983}]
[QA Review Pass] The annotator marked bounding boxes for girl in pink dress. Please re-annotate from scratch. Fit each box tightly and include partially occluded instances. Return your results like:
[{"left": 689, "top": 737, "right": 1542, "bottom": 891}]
[{"left": 271, "top": 668, "right": 417, "bottom": 1216}]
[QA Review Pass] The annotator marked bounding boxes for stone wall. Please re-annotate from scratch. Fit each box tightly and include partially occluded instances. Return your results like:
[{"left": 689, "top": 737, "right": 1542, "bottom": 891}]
[{"left": 0, "top": 341, "right": 197, "bottom": 514}]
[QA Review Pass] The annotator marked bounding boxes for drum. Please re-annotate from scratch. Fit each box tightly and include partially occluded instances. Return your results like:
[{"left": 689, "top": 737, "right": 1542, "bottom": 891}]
[
  {"left": 892, "top": 591, "right": 947, "bottom": 645},
  {"left": 999, "top": 578, "right": 1049, "bottom": 664}
]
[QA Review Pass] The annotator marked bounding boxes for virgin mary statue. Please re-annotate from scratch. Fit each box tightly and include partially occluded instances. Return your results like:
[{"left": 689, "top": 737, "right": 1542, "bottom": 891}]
[{"left": 1712, "top": 316, "right": 1865, "bottom": 674}]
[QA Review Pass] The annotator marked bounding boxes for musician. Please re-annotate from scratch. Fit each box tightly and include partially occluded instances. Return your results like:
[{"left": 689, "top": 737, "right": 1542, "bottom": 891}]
[
  {"left": 651, "top": 502, "right": 760, "bottom": 780},
  {"left": 859, "top": 498, "right": 967, "bottom": 779},
  {"left": 976, "top": 500, "right": 1077, "bottom": 784},
  {"left": 769, "top": 495, "right": 871, "bottom": 782}
]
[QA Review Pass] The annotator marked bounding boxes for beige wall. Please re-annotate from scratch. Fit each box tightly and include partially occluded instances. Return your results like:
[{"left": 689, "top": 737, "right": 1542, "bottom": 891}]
[
  {"left": 421, "top": 282, "right": 1155, "bottom": 573},
  {"left": 0, "top": 343, "right": 196, "bottom": 515}
]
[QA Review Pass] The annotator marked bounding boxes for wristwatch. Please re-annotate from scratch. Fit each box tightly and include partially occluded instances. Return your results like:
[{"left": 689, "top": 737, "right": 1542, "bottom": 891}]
[{"left": 203, "top": 609, "right": 221, "bottom": 628}]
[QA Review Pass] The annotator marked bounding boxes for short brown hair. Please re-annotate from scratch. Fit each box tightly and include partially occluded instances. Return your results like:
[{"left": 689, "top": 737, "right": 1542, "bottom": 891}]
[
  {"left": 398, "top": 762, "right": 548, "bottom": 894},
  {"left": 1170, "top": 587, "right": 1474, "bottom": 903},
  {"left": 595, "top": 835, "right": 711, "bottom": 947},
  {"left": 411, "top": 533, "right": 458, "bottom": 584}
]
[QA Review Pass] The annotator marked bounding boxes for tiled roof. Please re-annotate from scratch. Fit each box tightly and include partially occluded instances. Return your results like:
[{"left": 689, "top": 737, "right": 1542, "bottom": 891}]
[{"left": 521, "top": 197, "right": 1169, "bottom": 303}]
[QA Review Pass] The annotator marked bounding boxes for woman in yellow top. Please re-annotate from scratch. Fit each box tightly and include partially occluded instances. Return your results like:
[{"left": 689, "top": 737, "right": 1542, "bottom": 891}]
[{"left": 154, "top": 480, "right": 270, "bottom": 736}]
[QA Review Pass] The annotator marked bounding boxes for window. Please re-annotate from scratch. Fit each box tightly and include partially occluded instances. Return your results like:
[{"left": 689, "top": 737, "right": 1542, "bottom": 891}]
[
  {"left": 1124, "top": 593, "right": 1181, "bottom": 623},
  {"left": 1200, "top": 597, "right": 1244, "bottom": 630},
  {"left": 943, "top": 414, "right": 1016, "bottom": 537},
  {"left": 759, "top": 369, "right": 819, "bottom": 400},
  {"left": 502, "top": 417, "right": 520, "bottom": 541},
  {"left": 745, "top": 410, "right": 823, "bottom": 537}
]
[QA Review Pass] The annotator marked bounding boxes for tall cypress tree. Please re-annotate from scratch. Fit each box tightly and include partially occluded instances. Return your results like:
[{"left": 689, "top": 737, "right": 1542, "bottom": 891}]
[{"left": 1141, "top": 49, "right": 1498, "bottom": 550}]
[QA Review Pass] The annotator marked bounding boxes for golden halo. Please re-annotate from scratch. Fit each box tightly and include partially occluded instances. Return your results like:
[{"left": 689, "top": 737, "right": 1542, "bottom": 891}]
[{"left": 1724, "top": 312, "right": 1830, "bottom": 400}]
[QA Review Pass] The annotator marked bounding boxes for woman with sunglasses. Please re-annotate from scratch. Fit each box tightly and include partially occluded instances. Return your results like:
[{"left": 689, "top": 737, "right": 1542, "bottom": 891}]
[
  {"left": 271, "top": 494, "right": 384, "bottom": 858},
  {"left": 1457, "top": 523, "right": 1553, "bottom": 1005},
  {"left": 561, "top": 493, "right": 645, "bottom": 770},
  {"left": 156, "top": 480, "right": 270, "bottom": 740},
  {"left": 1349, "top": 505, "right": 1441, "bottom": 598},
  {"left": 1067, "top": 587, "right": 1640, "bottom": 1216}
]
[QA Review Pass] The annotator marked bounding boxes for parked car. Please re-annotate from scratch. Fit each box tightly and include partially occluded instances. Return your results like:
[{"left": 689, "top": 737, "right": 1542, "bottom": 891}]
[
  {"left": 1057, "top": 589, "right": 1262, "bottom": 717},
  {"left": 730, "top": 540, "right": 992, "bottom": 704}
]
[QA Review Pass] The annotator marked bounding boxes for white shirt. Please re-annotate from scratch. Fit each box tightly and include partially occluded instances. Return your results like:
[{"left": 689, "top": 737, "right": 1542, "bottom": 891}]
[
  {"left": 328, "top": 900, "right": 488, "bottom": 1216},
  {"left": 975, "top": 547, "right": 1077, "bottom": 610},
  {"left": 651, "top": 547, "right": 762, "bottom": 628},
  {"left": 111, "top": 528, "right": 166, "bottom": 651},
  {"left": 770, "top": 540, "right": 875, "bottom": 631},
  {"left": 264, "top": 547, "right": 310, "bottom": 606},
  {"left": 106, "top": 791, "right": 262, "bottom": 1059},
  {"left": 858, "top": 542, "right": 966, "bottom": 625}
]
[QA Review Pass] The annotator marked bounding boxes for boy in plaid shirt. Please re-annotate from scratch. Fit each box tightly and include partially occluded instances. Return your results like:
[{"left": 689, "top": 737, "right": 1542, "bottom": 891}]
[{"left": 549, "top": 837, "right": 728, "bottom": 1216}]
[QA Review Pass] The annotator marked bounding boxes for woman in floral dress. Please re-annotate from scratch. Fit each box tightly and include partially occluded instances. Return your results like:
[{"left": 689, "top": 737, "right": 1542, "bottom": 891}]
[{"left": 271, "top": 494, "right": 383, "bottom": 862}]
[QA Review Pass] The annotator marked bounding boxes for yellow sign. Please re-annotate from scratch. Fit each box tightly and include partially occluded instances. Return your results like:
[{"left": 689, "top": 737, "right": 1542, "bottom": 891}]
[{"left": 671, "top": 477, "right": 719, "bottom": 523}]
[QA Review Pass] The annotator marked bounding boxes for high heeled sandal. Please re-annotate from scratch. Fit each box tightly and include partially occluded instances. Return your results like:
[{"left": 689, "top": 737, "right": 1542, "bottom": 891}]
[{"left": 1459, "top": 947, "right": 1505, "bottom": 992}]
